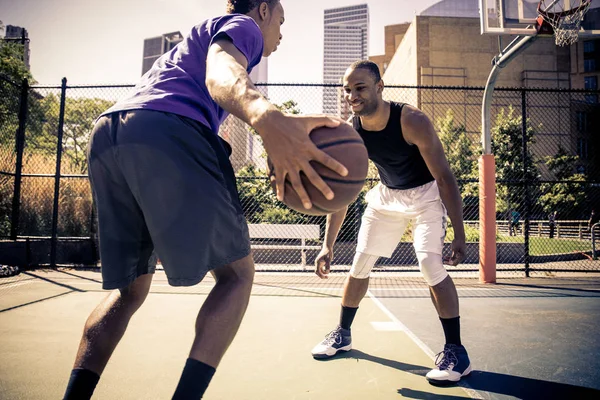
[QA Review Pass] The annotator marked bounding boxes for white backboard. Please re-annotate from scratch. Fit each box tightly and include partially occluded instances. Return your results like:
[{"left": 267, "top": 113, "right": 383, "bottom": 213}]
[{"left": 480, "top": 0, "right": 600, "bottom": 36}]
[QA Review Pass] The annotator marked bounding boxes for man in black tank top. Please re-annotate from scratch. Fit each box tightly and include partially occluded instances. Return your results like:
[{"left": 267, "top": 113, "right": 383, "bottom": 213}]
[{"left": 311, "top": 61, "right": 472, "bottom": 385}]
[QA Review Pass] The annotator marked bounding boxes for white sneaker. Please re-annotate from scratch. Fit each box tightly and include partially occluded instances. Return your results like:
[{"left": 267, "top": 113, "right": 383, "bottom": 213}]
[
  {"left": 426, "top": 344, "right": 472, "bottom": 385},
  {"left": 311, "top": 326, "right": 352, "bottom": 359}
]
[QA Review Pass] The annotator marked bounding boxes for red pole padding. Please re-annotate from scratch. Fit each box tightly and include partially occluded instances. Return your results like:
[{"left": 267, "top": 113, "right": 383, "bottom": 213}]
[{"left": 479, "top": 154, "right": 497, "bottom": 284}]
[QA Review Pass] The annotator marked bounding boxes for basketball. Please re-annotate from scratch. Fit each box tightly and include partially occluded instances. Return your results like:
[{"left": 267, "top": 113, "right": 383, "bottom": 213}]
[{"left": 268, "top": 123, "right": 369, "bottom": 216}]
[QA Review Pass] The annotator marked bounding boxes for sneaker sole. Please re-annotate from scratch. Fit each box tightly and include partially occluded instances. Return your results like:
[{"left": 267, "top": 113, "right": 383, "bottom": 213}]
[
  {"left": 312, "top": 344, "right": 352, "bottom": 359},
  {"left": 426, "top": 364, "right": 472, "bottom": 386}
]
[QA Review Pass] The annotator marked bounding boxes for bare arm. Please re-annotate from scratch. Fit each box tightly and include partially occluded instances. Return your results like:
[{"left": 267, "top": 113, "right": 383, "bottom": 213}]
[
  {"left": 401, "top": 106, "right": 466, "bottom": 265},
  {"left": 206, "top": 39, "right": 277, "bottom": 129},
  {"left": 206, "top": 39, "right": 348, "bottom": 209},
  {"left": 324, "top": 206, "right": 348, "bottom": 248},
  {"left": 315, "top": 206, "right": 348, "bottom": 279}
]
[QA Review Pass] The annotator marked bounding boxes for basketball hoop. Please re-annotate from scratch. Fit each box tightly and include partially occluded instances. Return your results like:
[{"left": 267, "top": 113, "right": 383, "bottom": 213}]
[{"left": 537, "top": 0, "right": 592, "bottom": 46}]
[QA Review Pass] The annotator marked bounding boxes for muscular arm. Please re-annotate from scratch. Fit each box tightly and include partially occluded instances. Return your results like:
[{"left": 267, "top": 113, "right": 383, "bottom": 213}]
[
  {"left": 319, "top": 113, "right": 353, "bottom": 247},
  {"left": 206, "top": 39, "right": 347, "bottom": 208},
  {"left": 314, "top": 206, "right": 348, "bottom": 278},
  {"left": 206, "top": 38, "right": 281, "bottom": 130},
  {"left": 324, "top": 206, "right": 348, "bottom": 248},
  {"left": 401, "top": 106, "right": 466, "bottom": 242}
]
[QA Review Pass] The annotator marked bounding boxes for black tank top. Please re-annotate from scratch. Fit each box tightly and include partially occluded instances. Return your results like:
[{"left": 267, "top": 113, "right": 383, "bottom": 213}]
[{"left": 353, "top": 102, "right": 434, "bottom": 190}]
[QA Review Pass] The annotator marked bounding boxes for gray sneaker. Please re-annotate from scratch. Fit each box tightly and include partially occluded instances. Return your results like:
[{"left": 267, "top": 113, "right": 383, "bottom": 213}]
[{"left": 311, "top": 326, "right": 352, "bottom": 359}]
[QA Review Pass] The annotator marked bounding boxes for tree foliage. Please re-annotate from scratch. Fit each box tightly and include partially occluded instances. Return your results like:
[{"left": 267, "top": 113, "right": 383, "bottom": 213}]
[
  {"left": 436, "top": 109, "right": 478, "bottom": 198},
  {"left": 237, "top": 100, "right": 308, "bottom": 224},
  {"left": 539, "top": 146, "right": 587, "bottom": 217},
  {"left": 0, "top": 40, "right": 35, "bottom": 147},
  {"left": 491, "top": 106, "right": 540, "bottom": 214},
  {"left": 32, "top": 95, "right": 115, "bottom": 173}
]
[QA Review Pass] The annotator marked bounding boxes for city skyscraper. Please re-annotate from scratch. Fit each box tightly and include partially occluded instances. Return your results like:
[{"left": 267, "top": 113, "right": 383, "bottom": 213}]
[
  {"left": 141, "top": 31, "right": 183, "bottom": 75},
  {"left": 4, "top": 25, "right": 30, "bottom": 70},
  {"left": 323, "top": 4, "right": 369, "bottom": 117}
]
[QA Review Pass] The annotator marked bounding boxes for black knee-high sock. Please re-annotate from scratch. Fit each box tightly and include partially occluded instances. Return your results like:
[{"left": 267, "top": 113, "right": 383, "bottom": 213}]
[
  {"left": 440, "top": 316, "right": 461, "bottom": 346},
  {"left": 63, "top": 368, "right": 100, "bottom": 400},
  {"left": 339, "top": 305, "right": 358, "bottom": 330},
  {"left": 172, "top": 358, "right": 216, "bottom": 399}
]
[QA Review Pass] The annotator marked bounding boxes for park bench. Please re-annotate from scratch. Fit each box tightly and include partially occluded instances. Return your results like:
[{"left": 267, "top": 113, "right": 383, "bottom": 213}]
[{"left": 248, "top": 224, "right": 321, "bottom": 268}]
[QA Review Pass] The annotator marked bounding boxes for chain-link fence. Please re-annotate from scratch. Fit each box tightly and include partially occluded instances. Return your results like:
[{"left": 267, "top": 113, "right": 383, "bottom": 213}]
[{"left": 0, "top": 79, "right": 599, "bottom": 275}]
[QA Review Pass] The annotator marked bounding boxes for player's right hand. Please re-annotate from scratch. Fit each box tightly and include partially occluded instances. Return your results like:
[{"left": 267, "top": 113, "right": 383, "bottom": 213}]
[
  {"left": 255, "top": 111, "right": 349, "bottom": 210},
  {"left": 315, "top": 246, "right": 333, "bottom": 279}
]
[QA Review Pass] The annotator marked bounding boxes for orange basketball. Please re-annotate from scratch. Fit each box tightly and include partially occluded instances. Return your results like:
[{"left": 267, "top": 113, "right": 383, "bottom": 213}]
[{"left": 268, "top": 123, "right": 369, "bottom": 216}]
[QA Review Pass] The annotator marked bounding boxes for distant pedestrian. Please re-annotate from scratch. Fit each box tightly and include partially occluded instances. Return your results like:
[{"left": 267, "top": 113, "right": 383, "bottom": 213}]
[
  {"left": 548, "top": 211, "right": 557, "bottom": 239},
  {"left": 589, "top": 210, "right": 599, "bottom": 232},
  {"left": 510, "top": 210, "right": 521, "bottom": 236}
]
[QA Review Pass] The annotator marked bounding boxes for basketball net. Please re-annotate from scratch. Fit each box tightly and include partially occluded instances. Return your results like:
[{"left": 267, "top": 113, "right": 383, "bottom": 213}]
[{"left": 537, "top": 0, "right": 591, "bottom": 46}]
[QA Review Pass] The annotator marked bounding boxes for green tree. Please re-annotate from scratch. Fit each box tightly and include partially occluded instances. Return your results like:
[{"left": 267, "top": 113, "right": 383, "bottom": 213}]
[
  {"left": 0, "top": 39, "right": 35, "bottom": 146},
  {"left": 491, "top": 106, "right": 540, "bottom": 214},
  {"left": 0, "top": 37, "right": 37, "bottom": 236},
  {"left": 32, "top": 95, "right": 115, "bottom": 173},
  {"left": 236, "top": 163, "right": 306, "bottom": 224},
  {"left": 436, "top": 109, "right": 478, "bottom": 199},
  {"left": 0, "top": 40, "right": 33, "bottom": 83},
  {"left": 237, "top": 100, "right": 307, "bottom": 224},
  {"left": 539, "top": 146, "right": 587, "bottom": 217}
]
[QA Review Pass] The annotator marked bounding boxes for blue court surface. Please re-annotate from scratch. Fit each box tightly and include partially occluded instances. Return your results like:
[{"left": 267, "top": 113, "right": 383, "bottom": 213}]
[{"left": 0, "top": 269, "right": 599, "bottom": 399}]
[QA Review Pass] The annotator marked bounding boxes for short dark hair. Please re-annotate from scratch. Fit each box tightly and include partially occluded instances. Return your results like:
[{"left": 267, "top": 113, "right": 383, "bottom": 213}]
[
  {"left": 348, "top": 60, "right": 382, "bottom": 83},
  {"left": 226, "top": 0, "right": 279, "bottom": 14}
]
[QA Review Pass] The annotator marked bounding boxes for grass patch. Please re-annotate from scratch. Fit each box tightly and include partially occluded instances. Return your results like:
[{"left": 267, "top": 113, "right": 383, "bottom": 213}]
[{"left": 498, "top": 235, "right": 591, "bottom": 256}]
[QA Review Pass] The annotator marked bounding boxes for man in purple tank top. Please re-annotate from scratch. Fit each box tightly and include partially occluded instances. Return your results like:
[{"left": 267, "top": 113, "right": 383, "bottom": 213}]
[
  {"left": 63, "top": 1, "right": 348, "bottom": 399},
  {"left": 311, "top": 60, "right": 472, "bottom": 386}
]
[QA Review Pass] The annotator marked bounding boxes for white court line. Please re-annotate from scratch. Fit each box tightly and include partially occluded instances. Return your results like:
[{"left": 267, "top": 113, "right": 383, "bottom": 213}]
[
  {"left": 0, "top": 281, "right": 36, "bottom": 290},
  {"left": 367, "top": 289, "right": 485, "bottom": 399}
]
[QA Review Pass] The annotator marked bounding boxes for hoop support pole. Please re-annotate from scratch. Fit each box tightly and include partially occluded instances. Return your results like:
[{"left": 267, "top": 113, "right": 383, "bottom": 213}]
[{"left": 480, "top": 34, "right": 538, "bottom": 282}]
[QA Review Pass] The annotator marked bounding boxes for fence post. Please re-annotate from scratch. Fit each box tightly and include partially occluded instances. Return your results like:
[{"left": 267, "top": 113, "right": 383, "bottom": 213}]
[
  {"left": 10, "top": 79, "right": 29, "bottom": 241},
  {"left": 521, "top": 89, "right": 531, "bottom": 278},
  {"left": 50, "top": 78, "right": 67, "bottom": 268},
  {"left": 593, "top": 223, "right": 599, "bottom": 260}
]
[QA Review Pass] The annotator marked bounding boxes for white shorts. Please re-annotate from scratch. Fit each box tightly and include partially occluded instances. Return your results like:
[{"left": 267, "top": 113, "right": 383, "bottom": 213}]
[{"left": 357, "top": 181, "right": 447, "bottom": 257}]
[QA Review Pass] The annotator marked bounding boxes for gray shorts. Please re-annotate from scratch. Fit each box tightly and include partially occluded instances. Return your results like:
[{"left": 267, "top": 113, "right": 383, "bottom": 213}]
[{"left": 87, "top": 110, "right": 251, "bottom": 289}]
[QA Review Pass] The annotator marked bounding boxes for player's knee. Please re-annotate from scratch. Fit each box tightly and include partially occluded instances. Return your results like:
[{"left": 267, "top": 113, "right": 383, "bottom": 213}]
[
  {"left": 349, "top": 252, "right": 378, "bottom": 279},
  {"left": 416, "top": 252, "right": 448, "bottom": 287},
  {"left": 118, "top": 273, "right": 152, "bottom": 309},
  {"left": 213, "top": 254, "right": 255, "bottom": 287}
]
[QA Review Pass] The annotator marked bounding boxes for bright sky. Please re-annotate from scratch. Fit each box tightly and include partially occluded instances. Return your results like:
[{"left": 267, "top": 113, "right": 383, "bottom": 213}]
[{"left": 1, "top": 0, "right": 440, "bottom": 85}]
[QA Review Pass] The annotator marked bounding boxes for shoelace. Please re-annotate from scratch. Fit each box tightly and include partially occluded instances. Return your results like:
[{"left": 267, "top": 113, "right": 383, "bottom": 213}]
[
  {"left": 322, "top": 329, "right": 343, "bottom": 346},
  {"left": 434, "top": 346, "right": 459, "bottom": 370}
]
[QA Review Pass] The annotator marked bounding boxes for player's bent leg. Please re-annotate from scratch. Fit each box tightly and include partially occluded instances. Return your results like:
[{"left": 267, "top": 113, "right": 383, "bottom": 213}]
[
  {"left": 188, "top": 253, "right": 255, "bottom": 367},
  {"left": 417, "top": 252, "right": 471, "bottom": 384},
  {"left": 64, "top": 273, "right": 154, "bottom": 400},
  {"left": 312, "top": 252, "right": 378, "bottom": 359},
  {"left": 172, "top": 255, "right": 254, "bottom": 399},
  {"left": 74, "top": 273, "right": 153, "bottom": 374}
]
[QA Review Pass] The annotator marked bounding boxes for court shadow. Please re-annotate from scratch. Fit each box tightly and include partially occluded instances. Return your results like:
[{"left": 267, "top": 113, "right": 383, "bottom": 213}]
[
  {"left": 466, "top": 370, "right": 600, "bottom": 400},
  {"left": 317, "top": 349, "right": 429, "bottom": 377},
  {"left": 397, "top": 388, "right": 471, "bottom": 399},
  {"left": 319, "top": 350, "right": 600, "bottom": 399}
]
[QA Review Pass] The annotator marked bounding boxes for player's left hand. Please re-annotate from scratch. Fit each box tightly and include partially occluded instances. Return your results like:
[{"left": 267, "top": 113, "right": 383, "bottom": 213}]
[{"left": 444, "top": 237, "right": 466, "bottom": 266}]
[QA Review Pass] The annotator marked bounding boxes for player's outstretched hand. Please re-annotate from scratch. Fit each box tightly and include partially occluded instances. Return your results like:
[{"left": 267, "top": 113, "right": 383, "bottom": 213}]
[
  {"left": 256, "top": 112, "right": 349, "bottom": 210},
  {"left": 315, "top": 246, "right": 333, "bottom": 279}
]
